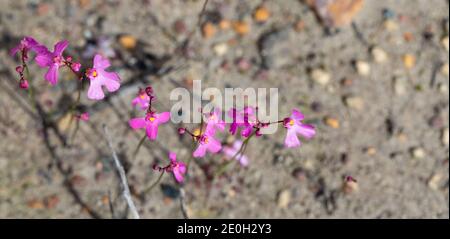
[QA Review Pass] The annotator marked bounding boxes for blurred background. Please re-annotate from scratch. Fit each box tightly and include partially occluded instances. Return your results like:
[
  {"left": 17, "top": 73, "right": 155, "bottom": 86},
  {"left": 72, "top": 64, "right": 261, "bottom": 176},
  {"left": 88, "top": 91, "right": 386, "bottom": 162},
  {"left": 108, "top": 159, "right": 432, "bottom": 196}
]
[{"left": 0, "top": 0, "right": 448, "bottom": 218}]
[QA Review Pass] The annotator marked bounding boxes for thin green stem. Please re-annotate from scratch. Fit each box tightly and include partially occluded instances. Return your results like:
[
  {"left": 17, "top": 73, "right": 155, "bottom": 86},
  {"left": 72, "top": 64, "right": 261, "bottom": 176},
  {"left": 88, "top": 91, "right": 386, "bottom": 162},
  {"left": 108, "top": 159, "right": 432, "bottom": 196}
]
[
  {"left": 132, "top": 133, "right": 147, "bottom": 160},
  {"left": 142, "top": 171, "right": 165, "bottom": 195}
]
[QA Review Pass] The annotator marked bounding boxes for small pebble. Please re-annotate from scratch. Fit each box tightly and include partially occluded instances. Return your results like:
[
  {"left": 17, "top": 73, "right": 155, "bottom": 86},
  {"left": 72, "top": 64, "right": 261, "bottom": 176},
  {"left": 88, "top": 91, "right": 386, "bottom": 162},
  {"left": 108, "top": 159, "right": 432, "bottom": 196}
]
[
  {"left": 344, "top": 96, "right": 365, "bottom": 110},
  {"left": 371, "top": 47, "right": 388, "bottom": 63},
  {"left": 428, "top": 174, "right": 443, "bottom": 190},
  {"left": 438, "top": 83, "right": 448, "bottom": 93},
  {"left": 219, "top": 20, "right": 231, "bottom": 30},
  {"left": 253, "top": 6, "right": 270, "bottom": 23},
  {"left": 441, "top": 36, "right": 449, "bottom": 51},
  {"left": 233, "top": 21, "right": 250, "bottom": 35},
  {"left": 393, "top": 77, "right": 407, "bottom": 95},
  {"left": 277, "top": 190, "right": 291, "bottom": 209},
  {"left": 310, "top": 101, "right": 323, "bottom": 113},
  {"left": 292, "top": 167, "right": 306, "bottom": 181},
  {"left": 119, "top": 35, "right": 137, "bottom": 50},
  {"left": 213, "top": 43, "right": 228, "bottom": 56},
  {"left": 403, "top": 54, "right": 416, "bottom": 69},
  {"left": 411, "top": 147, "right": 425, "bottom": 159},
  {"left": 173, "top": 19, "right": 187, "bottom": 35},
  {"left": 383, "top": 19, "right": 398, "bottom": 31},
  {"left": 311, "top": 68, "right": 331, "bottom": 86},
  {"left": 324, "top": 117, "right": 340, "bottom": 129},
  {"left": 442, "top": 128, "right": 449, "bottom": 146},
  {"left": 202, "top": 22, "right": 217, "bottom": 39},
  {"left": 343, "top": 178, "right": 359, "bottom": 194},
  {"left": 356, "top": 60, "right": 371, "bottom": 76},
  {"left": 365, "top": 147, "right": 377, "bottom": 156}
]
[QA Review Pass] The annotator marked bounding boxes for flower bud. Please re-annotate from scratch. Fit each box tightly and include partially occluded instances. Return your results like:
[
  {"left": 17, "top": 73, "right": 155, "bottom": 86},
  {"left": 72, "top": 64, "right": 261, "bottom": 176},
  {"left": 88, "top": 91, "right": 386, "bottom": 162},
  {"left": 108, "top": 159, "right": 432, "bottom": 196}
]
[
  {"left": 19, "top": 79, "right": 29, "bottom": 89},
  {"left": 15, "top": 66, "right": 24, "bottom": 74},
  {"left": 178, "top": 128, "right": 186, "bottom": 135}
]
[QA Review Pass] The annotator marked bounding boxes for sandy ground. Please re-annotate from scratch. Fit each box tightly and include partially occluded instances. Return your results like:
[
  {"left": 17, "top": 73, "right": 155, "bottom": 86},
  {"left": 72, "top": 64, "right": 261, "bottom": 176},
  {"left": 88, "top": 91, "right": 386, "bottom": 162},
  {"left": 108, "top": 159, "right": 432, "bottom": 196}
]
[{"left": 0, "top": 0, "right": 448, "bottom": 218}]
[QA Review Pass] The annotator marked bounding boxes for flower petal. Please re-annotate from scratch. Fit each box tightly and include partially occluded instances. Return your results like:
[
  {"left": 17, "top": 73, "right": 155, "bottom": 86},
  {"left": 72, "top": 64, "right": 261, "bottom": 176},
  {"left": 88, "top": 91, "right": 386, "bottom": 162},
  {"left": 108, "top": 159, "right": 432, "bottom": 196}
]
[
  {"left": 44, "top": 65, "right": 59, "bottom": 85},
  {"left": 100, "top": 72, "right": 120, "bottom": 93},
  {"left": 87, "top": 80, "right": 105, "bottom": 100},
  {"left": 53, "top": 40, "right": 68, "bottom": 56},
  {"left": 296, "top": 124, "right": 316, "bottom": 139},
  {"left": 129, "top": 117, "right": 146, "bottom": 129},
  {"left": 35, "top": 52, "right": 52, "bottom": 67},
  {"left": 291, "top": 109, "right": 305, "bottom": 120},
  {"left": 173, "top": 169, "right": 184, "bottom": 183},
  {"left": 146, "top": 123, "right": 159, "bottom": 140},
  {"left": 169, "top": 152, "right": 177, "bottom": 162},
  {"left": 193, "top": 145, "right": 207, "bottom": 158},
  {"left": 284, "top": 129, "right": 301, "bottom": 148},
  {"left": 93, "top": 54, "right": 111, "bottom": 69},
  {"left": 207, "top": 138, "right": 222, "bottom": 153},
  {"left": 157, "top": 112, "right": 170, "bottom": 123}
]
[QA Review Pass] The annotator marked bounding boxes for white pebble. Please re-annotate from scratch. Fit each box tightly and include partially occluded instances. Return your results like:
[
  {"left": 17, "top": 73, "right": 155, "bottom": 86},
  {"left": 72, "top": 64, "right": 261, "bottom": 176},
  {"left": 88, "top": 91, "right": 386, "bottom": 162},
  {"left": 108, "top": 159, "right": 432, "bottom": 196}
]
[
  {"left": 213, "top": 43, "right": 228, "bottom": 56},
  {"left": 411, "top": 147, "right": 425, "bottom": 159},
  {"left": 311, "top": 68, "right": 331, "bottom": 86},
  {"left": 371, "top": 47, "right": 388, "bottom": 63},
  {"left": 356, "top": 61, "right": 371, "bottom": 76}
]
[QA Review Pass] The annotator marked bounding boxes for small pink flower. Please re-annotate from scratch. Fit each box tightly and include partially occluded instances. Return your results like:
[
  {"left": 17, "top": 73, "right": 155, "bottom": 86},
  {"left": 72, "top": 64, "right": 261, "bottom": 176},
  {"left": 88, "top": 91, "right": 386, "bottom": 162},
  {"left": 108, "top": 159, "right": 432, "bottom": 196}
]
[
  {"left": 223, "top": 140, "right": 249, "bottom": 167},
  {"left": 10, "top": 36, "right": 40, "bottom": 58},
  {"left": 35, "top": 40, "right": 69, "bottom": 85},
  {"left": 87, "top": 54, "right": 121, "bottom": 100},
  {"left": 76, "top": 112, "right": 90, "bottom": 121},
  {"left": 283, "top": 109, "right": 316, "bottom": 148},
  {"left": 169, "top": 152, "right": 186, "bottom": 183},
  {"left": 129, "top": 111, "right": 171, "bottom": 140},
  {"left": 131, "top": 90, "right": 150, "bottom": 110},
  {"left": 228, "top": 107, "right": 256, "bottom": 137},
  {"left": 193, "top": 131, "right": 222, "bottom": 158},
  {"left": 205, "top": 108, "right": 225, "bottom": 134}
]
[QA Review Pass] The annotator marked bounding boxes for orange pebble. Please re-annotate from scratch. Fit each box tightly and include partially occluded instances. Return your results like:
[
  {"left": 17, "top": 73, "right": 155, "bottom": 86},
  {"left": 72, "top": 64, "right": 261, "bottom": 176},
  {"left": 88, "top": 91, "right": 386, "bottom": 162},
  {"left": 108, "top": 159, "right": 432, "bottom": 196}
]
[
  {"left": 233, "top": 21, "right": 250, "bottom": 36},
  {"left": 253, "top": 6, "right": 270, "bottom": 22},
  {"left": 202, "top": 22, "right": 217, "bottom": 39}
]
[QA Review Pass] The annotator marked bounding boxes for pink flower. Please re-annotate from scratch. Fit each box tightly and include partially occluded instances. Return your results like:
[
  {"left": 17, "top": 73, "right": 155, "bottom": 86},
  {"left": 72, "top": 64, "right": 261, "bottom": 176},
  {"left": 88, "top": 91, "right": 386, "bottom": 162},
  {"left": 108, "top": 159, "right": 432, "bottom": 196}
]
[
  {"left": 193, "top": 130, "right": 222, "bottom": 158},
  {"left": 129, "top": 112, "right": 170, "bottom": 140},
  {"left": 76, "top": 112, "right": 90, "bottom": 121},
  {"left": 205, "top": 108, "right": 225, "bottom": 134},
  {"left": 10, "top": 36, "right": 40, "bottom": 58},
  {"left": 283, "top": 109, "right": 316, "bottom": 148},
  {"left": 87, "top": 54, "right": 121, "bottom": 100},
  {"left": 223, "top": 140, "right": 249, "bottom": 167},
  {"left": 35, "top": 40, "right": 69, "bottom": 85},
  {"left": 169, "top": 152, "right": 186, "bottom": 183},
  {"left": 131, "top": 90, "right": 150, "bottom": 110},
  {"left": 71, "top": 62, "right": 81, "bottom": 72},
  {"left": 228, "top": 107, "right": 256, "bottom": 137}
]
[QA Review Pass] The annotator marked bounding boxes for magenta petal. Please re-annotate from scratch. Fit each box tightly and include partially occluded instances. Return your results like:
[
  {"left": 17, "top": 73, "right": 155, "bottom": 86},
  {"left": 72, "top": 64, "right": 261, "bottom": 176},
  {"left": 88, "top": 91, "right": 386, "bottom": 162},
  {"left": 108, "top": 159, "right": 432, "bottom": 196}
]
[
  {"left": 157, "top": 112, "right": 170, "bottom": 123},
  {"left": 284, "top": 129, "right": 301, "bottom": 148},
  {"left": 207, "top": 138, "right": 222, "bottom": 153},
  {"left": 238, "top": 155, "right": 249, "bottom": 167},
  {"left": 93, "top": 54, "right": 111, "bottom": 69},
  {"left": 54, "top": 40, "right": 69, "bottom": 55},
  {"left": 146, "top": 123, "right": 159, "bottom": 140},
  {"left": 101, "top": 73, "right": 120, "bottom": 92},
  {"left": 87, "top": 80, "right": 105, "bottom": 100},
  {"left": 296, "top": 124, "right": 316, "bottom": 139},
  {"left": 173, "top": 170, "right": 184, "bottom": 183},
  {"left": 193, "top": 145, "right": 207, "bottom": 158},
  {"left": 169, "top": 152, "right": 177, "bottom": 162},
  {"left": 10, "top": 46, "right": 20, "bottom": 56},
  {"left": 291, "top": 109, "right": 305, "bottom": 120},
  {"left": 178, "top": 162, "right": 186, "bottom": 174},
  {"left": 241, "top": 125, "right": 253, "bottom": 137},
  {"left": 44, "top": 65, "right": 59, "bottom": 85},
  {"left": 129, "top": 118, "right": 146, "bottom": 129},
  {"left": 35, "top": 53, "right": 52, "bottom": 67},
  {"left": 229, "top": 123, "right": 238, "bottom": 135}
]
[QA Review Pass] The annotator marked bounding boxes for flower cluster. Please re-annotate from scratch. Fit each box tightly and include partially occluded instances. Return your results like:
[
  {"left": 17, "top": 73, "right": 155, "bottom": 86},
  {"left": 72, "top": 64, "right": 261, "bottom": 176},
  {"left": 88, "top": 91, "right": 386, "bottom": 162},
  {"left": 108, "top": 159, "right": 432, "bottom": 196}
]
[
  {"left": 130, "top": 87, "right": 317, "bottom": 183},
  {"left": 11, "top": 36, "right": 121, "bottom": 101}
]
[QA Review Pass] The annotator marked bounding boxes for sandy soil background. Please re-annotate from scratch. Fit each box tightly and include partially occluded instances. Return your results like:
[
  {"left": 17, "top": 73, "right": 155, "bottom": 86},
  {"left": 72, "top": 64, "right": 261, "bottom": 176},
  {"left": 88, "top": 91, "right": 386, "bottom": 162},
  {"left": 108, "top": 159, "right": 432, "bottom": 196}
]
[{"left": 0, "top": 0, "right": 448, "bottom": 218}]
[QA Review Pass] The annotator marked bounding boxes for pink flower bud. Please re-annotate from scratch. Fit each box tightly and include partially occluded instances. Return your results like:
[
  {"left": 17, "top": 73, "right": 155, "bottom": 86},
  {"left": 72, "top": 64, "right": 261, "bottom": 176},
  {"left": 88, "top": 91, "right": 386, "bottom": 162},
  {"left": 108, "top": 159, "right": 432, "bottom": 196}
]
[
  {"left": 15, "top": 66, "right": 24, "bottom": 73},
  {"left": 19, "top": 79, "right": 29, "bottom": 89},
  {"left": 71, "top": 62, "right": 81, "bottom": 72},
  {"left": 178, "top": 128, "right": 186, "bottom": 135},
  {"left": 145, "top": 86, "right": 153, "bottom": 96},
  {"left": 66, "top": 56, "right": 73, "bottom": 62}
]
